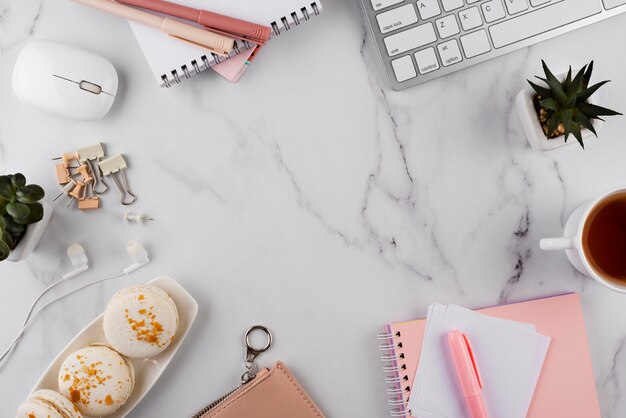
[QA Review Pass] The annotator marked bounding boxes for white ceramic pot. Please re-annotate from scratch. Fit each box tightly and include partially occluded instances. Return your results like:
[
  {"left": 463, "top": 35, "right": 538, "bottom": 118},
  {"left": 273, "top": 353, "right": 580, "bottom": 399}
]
[
  {"left": 7, "top": 200, "right": 53, "bottom": 262},
  {"left": 516, "top": 72, "right": 602, "bottom": 151}
]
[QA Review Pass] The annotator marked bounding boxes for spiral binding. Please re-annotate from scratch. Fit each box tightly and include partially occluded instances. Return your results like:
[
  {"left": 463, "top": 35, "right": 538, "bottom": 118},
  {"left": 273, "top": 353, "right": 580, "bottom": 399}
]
[
  {"left": 159, "top": 2, "right": 322, "bottom": 88},
  {"left": 380, "top": 329, "right": 411, "bottom": 418}
]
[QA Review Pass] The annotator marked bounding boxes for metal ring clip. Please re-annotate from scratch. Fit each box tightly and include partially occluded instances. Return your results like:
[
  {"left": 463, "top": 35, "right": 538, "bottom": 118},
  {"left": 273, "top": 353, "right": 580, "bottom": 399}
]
[{"left": 241, "top": 325, "right": 272, "bottom": 384}]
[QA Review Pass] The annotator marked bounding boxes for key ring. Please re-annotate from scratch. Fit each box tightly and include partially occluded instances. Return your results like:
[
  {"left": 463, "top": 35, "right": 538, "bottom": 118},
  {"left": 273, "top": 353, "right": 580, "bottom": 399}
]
[{"left": 241, "top": 325, "right": 272, "bottom": 384}]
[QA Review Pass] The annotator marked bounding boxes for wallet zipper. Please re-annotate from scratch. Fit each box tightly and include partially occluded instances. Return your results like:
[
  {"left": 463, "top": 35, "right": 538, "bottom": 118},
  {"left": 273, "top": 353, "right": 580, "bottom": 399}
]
[{"left": 190, "top": 368, "right": 269, "bottom": 418}]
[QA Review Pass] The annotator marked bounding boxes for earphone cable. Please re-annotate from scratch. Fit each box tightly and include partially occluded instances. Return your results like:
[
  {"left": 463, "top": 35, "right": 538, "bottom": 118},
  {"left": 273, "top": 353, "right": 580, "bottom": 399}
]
[{"left": 0, "top": 271, "right": 126, "bottom": 372}]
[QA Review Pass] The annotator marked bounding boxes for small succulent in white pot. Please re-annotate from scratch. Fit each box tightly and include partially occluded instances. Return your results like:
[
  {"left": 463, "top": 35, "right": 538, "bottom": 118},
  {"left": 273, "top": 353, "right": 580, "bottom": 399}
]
[
  {"left": 0, "top": 173, "right": 52, "bottom": 262},
  {"left": 516, "top": 60, "right": 621, "bottom": 151}
]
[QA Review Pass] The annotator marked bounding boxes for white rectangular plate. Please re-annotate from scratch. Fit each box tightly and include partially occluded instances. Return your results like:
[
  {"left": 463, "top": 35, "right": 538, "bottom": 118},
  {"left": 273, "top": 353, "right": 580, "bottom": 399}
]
[{"left": 29, "top": 276, "right": 198, "bottom": 417}]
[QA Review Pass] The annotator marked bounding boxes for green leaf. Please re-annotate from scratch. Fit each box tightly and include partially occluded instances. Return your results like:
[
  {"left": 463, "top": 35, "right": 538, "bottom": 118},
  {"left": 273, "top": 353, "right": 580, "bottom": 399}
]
[
  {"left": 564, "top": 93, "right": 577, "bottom": 109},
  {"left": 25, "top": 202, "right": 44, "bottom": 224},
  {"left": 576, "top": 80, "right": 610, "bottom": 105},
  {"left": 561, "top": 110, "right": 574, "bottom": 141},
  {"left": 0, "top": 216, "right": 5, "bottom": 231},
  {"left": 0, "top": 239, "right": 10, "bottom": 261},
  {"left": 0, "top": 198, "right": 6, "bottom": 216},
  {"left": 11, "top": 173, "right": 26, "bottom": 188},
  {"left": 4, "top": 216, "right": 25, "bottom": 234},
  {"left": 583, "top": 60, "right": 594, "bottom": 89},
  {"left": 537, "top": 75, "right": 567, "bottom": 105},
  {"left": 540, "top": 98, "right": 559, "bottom": 111},
  {"left": 546, "top": 113, "right": 561, "bottom": 138},
  {"left": 564, "top": 66, "right": 572, "bottom": 86},
  {"left": 6, "top": 201, "right": 30, "bottom": 221},
  {"left": 16, "top": 184, "right": 45, "bottom": 203},
  {"left": 0, "top": 180, "right": 13, "bottom": 200},
  {"left": 527, "top": 80, "right": 552, "bottom": 99},
  {"left": 578, "top": 102, "right": 623, "bottom": 117},
  {"left": 568, "top": 65, "right": 586, "bottom": 96},
  {"left": 571, "top": 123, "right": 584, "bottom": 149},
  {"left": 1, "top": 230, "right": 13, "bottom": 249},
  {"left": 542, "top": 60, "right": 560, "bottom": 85},
  {"left": 573, "top": 109, "right": 597, "bottom": 137}
]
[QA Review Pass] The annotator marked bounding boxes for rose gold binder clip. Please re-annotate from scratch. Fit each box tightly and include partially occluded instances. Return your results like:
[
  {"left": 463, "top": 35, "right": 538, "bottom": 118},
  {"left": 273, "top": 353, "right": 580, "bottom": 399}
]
[
  {"left": 70, "top": 163, "right": 100, "bottom": 210},
  {"left": 51, "top": 152, "right": 79, "bottom": 168}
]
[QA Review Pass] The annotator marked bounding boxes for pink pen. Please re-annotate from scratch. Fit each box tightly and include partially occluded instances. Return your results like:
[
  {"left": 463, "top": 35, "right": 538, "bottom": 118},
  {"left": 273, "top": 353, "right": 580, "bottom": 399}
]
[
  {"left": 448, "top": 330, "right": 489, "bottom": 418},
  {"left": 115, "top": 0, "right": 271, "bottom": 43}
]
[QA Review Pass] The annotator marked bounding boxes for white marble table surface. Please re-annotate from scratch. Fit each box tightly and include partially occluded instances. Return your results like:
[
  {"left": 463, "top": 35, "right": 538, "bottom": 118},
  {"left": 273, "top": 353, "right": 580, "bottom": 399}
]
[{"left": 1, "top": 0, "right": 626, "bottom": 416}]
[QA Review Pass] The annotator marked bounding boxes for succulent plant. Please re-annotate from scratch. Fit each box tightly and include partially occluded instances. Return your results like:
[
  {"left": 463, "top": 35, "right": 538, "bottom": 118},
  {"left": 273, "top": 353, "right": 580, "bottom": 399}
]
[
  {"left": 0, "top": 174, "right": 45, "bottom": 261},
  {"left": 528, "top": 60, "right": 622, "bottom": 148}
]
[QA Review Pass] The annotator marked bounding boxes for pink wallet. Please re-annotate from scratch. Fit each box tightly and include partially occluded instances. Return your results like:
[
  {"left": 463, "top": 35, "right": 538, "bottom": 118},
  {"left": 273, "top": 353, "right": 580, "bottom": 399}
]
[{"left": 194, "top": 361, "right": 326, "bottom": 418}]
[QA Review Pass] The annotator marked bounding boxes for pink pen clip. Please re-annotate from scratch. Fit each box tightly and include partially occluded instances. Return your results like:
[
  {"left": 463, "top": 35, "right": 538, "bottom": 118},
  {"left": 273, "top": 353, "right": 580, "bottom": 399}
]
[{"left": 448, "top": 330, "right": 489, "bottom": 418}]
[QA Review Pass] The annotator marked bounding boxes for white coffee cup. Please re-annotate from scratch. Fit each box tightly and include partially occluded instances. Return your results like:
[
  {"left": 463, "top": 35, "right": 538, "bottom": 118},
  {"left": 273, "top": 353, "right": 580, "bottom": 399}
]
[{"left": 540, "top": 186, "right": 626, "bottom": 293}]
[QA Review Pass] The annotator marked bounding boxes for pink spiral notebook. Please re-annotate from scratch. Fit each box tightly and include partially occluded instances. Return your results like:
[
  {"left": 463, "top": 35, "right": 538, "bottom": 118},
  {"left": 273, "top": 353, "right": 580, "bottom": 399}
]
[{"left": 379, "top": 293, "right": 601, "bottom": 418}]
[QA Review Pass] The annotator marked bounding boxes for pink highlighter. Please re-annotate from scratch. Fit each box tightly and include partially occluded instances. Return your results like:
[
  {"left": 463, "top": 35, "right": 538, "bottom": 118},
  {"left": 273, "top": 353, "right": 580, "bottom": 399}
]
[{"left": 448, "top": 330, "right": 489, "bottom": 418}]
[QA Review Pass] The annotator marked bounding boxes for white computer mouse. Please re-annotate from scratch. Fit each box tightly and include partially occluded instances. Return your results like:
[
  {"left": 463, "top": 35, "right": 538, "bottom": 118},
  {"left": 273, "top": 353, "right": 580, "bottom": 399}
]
[{"left": 12, "top": 39, "right": 118, "bottom": 121}]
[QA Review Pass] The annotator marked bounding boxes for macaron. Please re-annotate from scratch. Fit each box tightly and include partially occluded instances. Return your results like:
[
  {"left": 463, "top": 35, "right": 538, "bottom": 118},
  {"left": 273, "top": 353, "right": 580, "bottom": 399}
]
[
  {"left": 103, "top": 285, "right": 179, "bottom": 358},
  {"left": 16, "top": 389, "right": 82, "bottom": 418},
  {"left": 58, "top": 345, "right": 134, "bottom": 416}
]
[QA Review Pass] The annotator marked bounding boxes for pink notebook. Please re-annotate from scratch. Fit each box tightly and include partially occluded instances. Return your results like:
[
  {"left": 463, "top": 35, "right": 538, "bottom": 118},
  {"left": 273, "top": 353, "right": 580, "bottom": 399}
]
[{"left": 380, "top": 293, "right": 601, "bottom": 418}]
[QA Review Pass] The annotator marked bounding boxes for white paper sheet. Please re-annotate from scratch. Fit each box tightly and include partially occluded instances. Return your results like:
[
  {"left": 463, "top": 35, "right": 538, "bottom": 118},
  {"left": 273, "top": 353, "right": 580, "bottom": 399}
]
[{"left": 408, "top": 304, "right": 551, "bottom": 418}]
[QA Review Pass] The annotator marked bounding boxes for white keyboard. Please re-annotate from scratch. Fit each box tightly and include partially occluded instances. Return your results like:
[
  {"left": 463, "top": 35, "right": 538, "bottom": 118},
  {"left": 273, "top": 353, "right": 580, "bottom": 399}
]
[{"left": 361, "top": 0, "right": 626, "bottom": 90}]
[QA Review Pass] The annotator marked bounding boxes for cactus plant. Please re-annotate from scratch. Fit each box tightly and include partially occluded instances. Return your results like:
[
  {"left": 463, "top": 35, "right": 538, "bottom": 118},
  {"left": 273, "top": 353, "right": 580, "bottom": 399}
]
[
  {"left": 527, "top": 60, "right": 622, "bottom": 149},
  {"left": 0, "top": 174, "right": 45, "bottom": 261}
]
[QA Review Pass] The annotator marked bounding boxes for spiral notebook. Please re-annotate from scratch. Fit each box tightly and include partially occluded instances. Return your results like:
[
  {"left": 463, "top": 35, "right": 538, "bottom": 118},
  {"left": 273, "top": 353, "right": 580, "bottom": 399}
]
[
  {"left": 127, "top": 0, "right": 323, "bottom": 87},
  {"left": 379, "top": 293, "right": 601, "bottom": 418}
]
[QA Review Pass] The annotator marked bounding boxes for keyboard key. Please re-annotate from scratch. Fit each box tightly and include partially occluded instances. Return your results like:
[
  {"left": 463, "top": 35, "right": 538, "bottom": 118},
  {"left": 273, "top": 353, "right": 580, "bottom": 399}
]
[
  {"left": 377, "top": 4, "right": 418, "bottom": 34},
  {"left": 414, "top": 48, "right": 440, "bottom": 74},
  {"left": 489, "top": 0, "right": 602, "bottom": 48},
  {"left": 416, "top": 0, "right": 442, "bottom": 20},
  {"left": 371, "top": 0, "right": 403, "bottom": 11},
  {"left": 603, "top": 0, "right": 626, "bottom": 9},
  {"left": 482, "top": 0, "right": 506, "bottom": 22},
  {"left": 467, "top": 0, "right": 481, "bottom": 3},
  {"left": 437, "top": 39, "right": 463, "bottom": 66},
  {"left": 435, "top": 15, "right": 460, "bottom": 38},
  {"left": 460, "top": 29, "right": 492, "bottom": 57},
  {"left": 504, "top": 0, "right": 529, "bottom": 14},
  {"left": 384, "top": 23, "right": 437, "bottom": 56},
  {"left": 391, "top": 55, "right": 417, "bottom": 82},
  {"left": 530, "top": 0, "right": 550, "bottom": 5},
  {"left": 441, "top": 0, "right": 464, "bottom": 12},
  {"left": 459, "top": 7, "right": 483, "bottom": 30}
]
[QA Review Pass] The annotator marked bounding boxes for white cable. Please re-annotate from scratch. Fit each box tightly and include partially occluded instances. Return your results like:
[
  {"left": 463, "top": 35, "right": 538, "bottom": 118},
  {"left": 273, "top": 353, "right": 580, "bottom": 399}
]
[
  {"left": 0, "top": 242, "right": 149, "bottom": 372},
  {"left": 0, "top": 272, "right": 125, "bottom": 371},
  {"left": 0, "top": 277, "right": 72, "bottom": 364},
  {"left": 0, "top": 244, "right": 90, "bottom": 368}
]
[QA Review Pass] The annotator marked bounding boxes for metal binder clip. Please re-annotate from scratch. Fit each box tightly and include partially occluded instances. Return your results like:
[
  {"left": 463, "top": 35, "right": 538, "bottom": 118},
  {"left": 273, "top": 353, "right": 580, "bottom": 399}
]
[
  {"left": 99, "top": 153, "right": 136, "bottom": 205},
  {"left": 241, "top": 325, "right": 272, "bottom": 384},
  {"left": 77, "top": 143, "right": 109, "bottom": 194}
]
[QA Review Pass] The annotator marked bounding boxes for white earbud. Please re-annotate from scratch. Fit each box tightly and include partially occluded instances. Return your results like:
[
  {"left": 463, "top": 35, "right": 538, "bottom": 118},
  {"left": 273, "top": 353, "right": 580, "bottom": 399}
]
[
  {"left": 123, "top": 240, "right": 150, "bottom": 274},
  {"left": 62, "top": 244, "right": 89, "bottom": 279}
]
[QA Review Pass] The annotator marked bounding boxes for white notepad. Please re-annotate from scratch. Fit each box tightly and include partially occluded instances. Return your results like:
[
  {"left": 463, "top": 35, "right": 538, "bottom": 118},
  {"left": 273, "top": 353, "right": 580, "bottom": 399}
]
[
  {"left": 408, "top": 304, "right": 551, "bottom": 418},
  {"left": 127, "top": 0, "right": 323, "bottom": 87}
]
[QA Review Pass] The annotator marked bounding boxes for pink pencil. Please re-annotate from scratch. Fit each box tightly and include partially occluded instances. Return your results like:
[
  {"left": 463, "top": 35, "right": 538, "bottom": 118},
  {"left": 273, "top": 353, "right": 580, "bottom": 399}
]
[
  {"left": 115, "top": 0, "right": 271, "bottom": 43},
  {"left": 73, "top": 0, "right": 234, "bottom": 55}
]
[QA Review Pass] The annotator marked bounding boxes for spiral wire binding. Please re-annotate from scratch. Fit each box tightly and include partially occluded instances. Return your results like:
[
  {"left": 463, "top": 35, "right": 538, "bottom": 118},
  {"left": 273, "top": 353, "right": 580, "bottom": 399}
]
[
  {"left": 159, "top": 1, "right": 322, "bottom": 88},
  {"left": 380, "top": 329, "right": 410, "bottom": 418}
]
